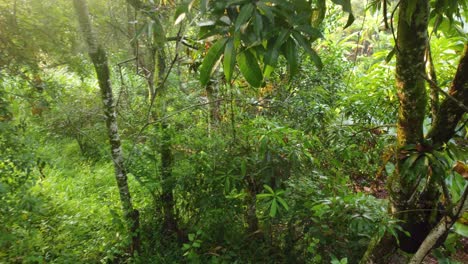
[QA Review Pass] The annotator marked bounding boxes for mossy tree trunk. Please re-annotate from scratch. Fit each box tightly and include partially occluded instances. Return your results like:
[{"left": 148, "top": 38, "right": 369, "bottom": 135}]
[
  {"left": 427, "top": 43, "right": 468, "bottom": 145},
  {"left": 390, "top": 0, "right": 433, "bottom": 254},
  {"left": 73, "top": 0, "right": 140, "bottom": 254},
  {"left": 126, "top": 0, "right": 180, "bottom": 237},
  {"left": 362, "top": 1, "right": 468, "bottom": 261},
  {"left": 155, "top": 49, "right": 179, "bottom": 236}
]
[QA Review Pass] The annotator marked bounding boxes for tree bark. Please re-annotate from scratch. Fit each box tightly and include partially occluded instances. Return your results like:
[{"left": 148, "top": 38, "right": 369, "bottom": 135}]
[
  {"left": 363, "top": 1, "right": 431, "bottom": 262},
  {"left": 409, "top": 185, "right": 468, "bottom": 264},
  {"left": 427, "top": 42, "right": 468, "bottom": 146},
  {"left": 363, "top": 4, "right": 468, "bottom": 263},
  {"left": 391, "top": 0, "right": 433, "bottom": 254},
  {"left": 73, "top": 0, "right": 140, "bottom": 254},
  {"left": 426, "top": 45, "right": 439, "bottom": 121}
]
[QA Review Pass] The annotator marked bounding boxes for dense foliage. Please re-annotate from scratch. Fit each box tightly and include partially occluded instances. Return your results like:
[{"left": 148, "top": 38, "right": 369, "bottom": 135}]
[{"left": 0, "top": 0, "right": 467, "bottom": 263}]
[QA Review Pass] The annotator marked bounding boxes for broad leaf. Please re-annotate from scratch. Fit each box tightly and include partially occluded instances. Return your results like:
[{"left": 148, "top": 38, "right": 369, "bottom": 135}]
[
  {"left": 223, "top": 38, "right": 236, "bottom": 82},
  {"left": 200, "top": 38, "right": 228, "bottom": 86},
  {"left": 276, "top": 196, "right": 289, "bottom": 210},
  {"left": 263, "top": 184, "right": 274, "bottom": 194},
  {"left": 385, "top": 46, "right": 396, "bottom": 63},
  {"left": 237, "top": 49, "right": 263, "bottom": 87},
  {"left": 235, "top": 3, "right": 255, "bottom": 31},
  {"left": 270, "top": 200, "right": 278, "bottom": 217},
  {"left": 282, "top": 37, "right": 299, "bottom": 79},
  {"left": 292, "top": 31, "right": 323, "bottom": 69},
  {"left": 330, "top": 0, "right": 355, "bottom": 28}
]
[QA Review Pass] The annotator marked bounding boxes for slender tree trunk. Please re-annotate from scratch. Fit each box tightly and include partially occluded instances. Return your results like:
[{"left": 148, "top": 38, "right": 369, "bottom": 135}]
[
  {"left": 426, "top": 45, "right": 439, "bottom": 121},
  {"left": 154, "top": 48, "right": 179, "bottom": 236},
  {"left": 73, "top": 0, "right": 140, "bottom": 254}
]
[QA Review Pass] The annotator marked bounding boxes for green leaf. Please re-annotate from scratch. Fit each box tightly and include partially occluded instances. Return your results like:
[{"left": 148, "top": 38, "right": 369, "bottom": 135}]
[
  {"left": 330, "top": 0, "right": 354, "bottom": 28},
  {"left": 295, "top": 25, "right": 323, "bottom": 41},
  {"left": 282, "top": 37, "right": 299, "bottom": 78},
  {"left": 270, "top": 200, "right": 278, "bottom": 217},
  {"left": 405, "top": 153, "right": 421, "bottom": 168},
  {"left": 235, "top": 3, "right": 254, "bottom": 31},
  {"left": 263, "top": 184, "right": 274, "bottom": 194},
  {"left": 188, "top": 233, "right": 195, "bottom": 241},
  {"left": 240, "top": 159, "right": 246, "bottom": 177},
  {"left": 200, "top": 0, "right": 209, "bottom": 13},
  {"left": 174, "top": 3, "right": 189, "bottom": 25},
  {"left": 311, "top": 0, "right": 327, "bottom": 27},
  {"left": 257, "top": 2, "right": 274, "bottom": 22},
  {"left": 183, "top": 243, "right": 191, "bottom": 250},
  {"left": 454, "top": 222, "right": 468, "bottom": 237},
  {"left": 292, "top": 31, "right": 323, "bottom": 69},
  {"left": 237, "top": 49, "right": 263, "bottom": 87},
  {"left": 263, "top": 29, "right": 289, "bottom": 78},
  {"left": 151, "top": 17, "right": 166, "bottom": 43},
  {"left": 385, "top": 46, "right": 396, "bottom": 63},
  {"left": 223, "top": 38, "right": 236, "bottom": 82},
  {"left": 257, "top": 193, "right": 274, "bottom": 199},
  {"left": 276, "top": 196, "right": 289, "bottom": 210},
  {"left": 253, "top": 11, "right": 263, "bottom": 38},
  {"left": 200, "top": 38, "right": 228, "bottom": 86}
]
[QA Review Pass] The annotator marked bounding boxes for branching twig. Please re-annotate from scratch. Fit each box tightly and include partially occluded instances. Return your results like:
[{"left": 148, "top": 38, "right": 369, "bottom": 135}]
[
  {"left": 420, "top": 73, "right": 468, "bottom": 112},
  {"left": 409, "top": 184, "right": 468, "bottom": 264}
]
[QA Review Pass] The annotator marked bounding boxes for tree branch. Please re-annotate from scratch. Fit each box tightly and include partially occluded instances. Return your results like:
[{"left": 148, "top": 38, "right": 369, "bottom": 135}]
[{"left": 409, "top": 184, "right": 468, "bottom": 264}]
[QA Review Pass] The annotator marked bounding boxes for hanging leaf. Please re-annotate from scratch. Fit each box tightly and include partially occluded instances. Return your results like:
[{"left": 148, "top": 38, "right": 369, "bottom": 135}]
[
  {"left": 253, "top": 11, "right": 263, "bottom": 38},
  {"left": 292, "top": 31, "right": 323, "bottom": 70},
  {"left": 237, "top": 49, "right": 263, "bottom": 87},
  {"left": 174, "top": 2, "right": 189, "bottom": 25},
  {"left": 295, "top": 25, "right": 323, "bottom": 42},
  {"left": 330, "top": 0, "right": 355, "bottom": 28},
  {"left": 223, "top": 38, "right": 236, "bottom": 82},
  {"left": 264, "top": 29, "right": 289, "bottom": 78},
  {"left": 311, "top": 0, "right": 326, "bottom": 27},
  {"left": 200, "top": 37, "right": 228, "bottom": 86},
  {"left": 385, "top": 46, "right": 396, "bottom": 63},
  {"left": 282, "top": 37, "right": 299, "bottom": 79},
  {"left": 257, "top": 1, "right": 274, "bottom": 22},
  {"left": 235, "top": 3, "right": 254, "bottom": 31}
]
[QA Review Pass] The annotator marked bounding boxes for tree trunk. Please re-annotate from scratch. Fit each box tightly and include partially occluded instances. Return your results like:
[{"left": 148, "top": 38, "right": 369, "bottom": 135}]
[
  {"left": 154, "top": 46, "right": 179, "bottom": 236},
  {"left": 362, "top": 4, "right": 468, "bottom": 263},
  {"left": 426, "top": 45, "right": 439, "bottom": 121},
  {"left": 409, "top": 185, "right": 468, "bottom": 264},
  {"left": 363, "top": 0, "right": 431, "bottom": 262},
  {"left": 390, "top": 0, "right": 434, "bottom": 254},
  {"left": 73, "top": 0, "right": 140, "bottom": 254},
  {"left": 427, "top": 42, "right": 468, "bottom": 146}
]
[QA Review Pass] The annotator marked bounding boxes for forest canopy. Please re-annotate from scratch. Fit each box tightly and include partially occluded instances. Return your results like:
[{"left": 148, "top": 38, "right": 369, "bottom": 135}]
[{"left": 0, "top": 0, "right": 467, "bottom": 263}]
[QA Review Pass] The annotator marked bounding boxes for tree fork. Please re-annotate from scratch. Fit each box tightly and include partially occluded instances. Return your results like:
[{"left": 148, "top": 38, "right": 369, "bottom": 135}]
[{"left": 427, "top": 42, "right": 468, "bottom": 146}]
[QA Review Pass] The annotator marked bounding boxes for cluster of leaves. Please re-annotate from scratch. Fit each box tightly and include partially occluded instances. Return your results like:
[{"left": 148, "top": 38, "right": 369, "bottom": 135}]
[{"left": 176, "top": 0, "right": 354, "bottom": 87}]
